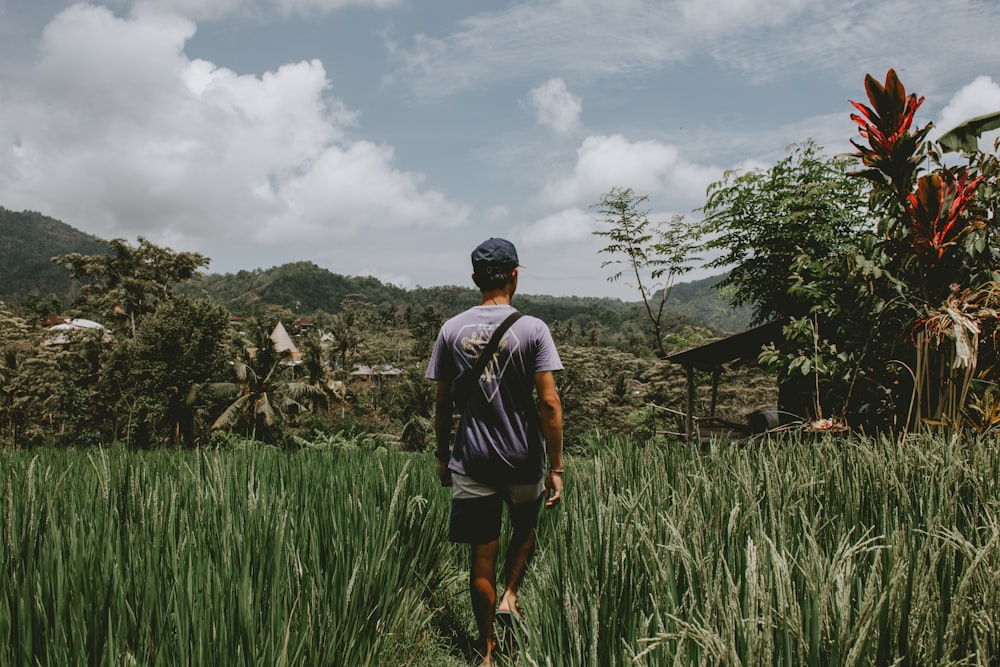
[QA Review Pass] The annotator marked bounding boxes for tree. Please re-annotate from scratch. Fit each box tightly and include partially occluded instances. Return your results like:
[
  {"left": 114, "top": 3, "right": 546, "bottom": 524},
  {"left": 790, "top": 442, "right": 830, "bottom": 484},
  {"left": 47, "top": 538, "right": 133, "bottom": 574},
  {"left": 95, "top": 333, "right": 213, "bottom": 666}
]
[
  {"left": 101, "top": 296, "right": 231, "bottom": 447},
  {"left": 5, "top": 329, "right": 110, "bottom": 447},
  {"left": 0, "top": 303, "right": 38, "bottom": 443},
  {"left": 751, "top": 70, "right": 1000, "bottom": 433},
  {"left": 698, "top": 140, "right": 872, "bottom": 325},
  {"left": 5, "top": 355, "right": 65, "bottom": 446},
  {"left": 328, "top": 309, "right": 365, "bottom": 371},
  {"left": 203, "top": 323, "right": 325, "bottom": 445},
  {"left": 21, "top": 293, "right": 63, "bottom": 321},
  {"left": 845, "top": 69, "right": 1000, "bottom": 431},
  {"left": 408, "top": 305, "right": 444, "bottom": 358},
  {"left": 54, "top": 236, "right": 209, "bottom": 338},
  {"left": 592, "top": 187, "right": 698, "bottom": 358}
]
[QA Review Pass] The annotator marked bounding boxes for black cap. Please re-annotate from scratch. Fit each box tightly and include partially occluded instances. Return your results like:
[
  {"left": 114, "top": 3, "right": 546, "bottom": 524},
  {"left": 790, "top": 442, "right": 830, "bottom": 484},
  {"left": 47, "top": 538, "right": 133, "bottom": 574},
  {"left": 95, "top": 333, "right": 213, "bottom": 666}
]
[{"left": 471, "top": 237, "right": 520, "bottom": 269}]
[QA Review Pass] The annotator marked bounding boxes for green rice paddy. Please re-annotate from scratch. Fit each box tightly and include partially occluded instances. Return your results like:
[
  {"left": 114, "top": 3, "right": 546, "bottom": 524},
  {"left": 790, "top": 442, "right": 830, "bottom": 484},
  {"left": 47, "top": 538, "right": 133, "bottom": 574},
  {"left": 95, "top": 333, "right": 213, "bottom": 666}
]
[{"left": 3, "top": 433, "right": 999, "bottom": 665}]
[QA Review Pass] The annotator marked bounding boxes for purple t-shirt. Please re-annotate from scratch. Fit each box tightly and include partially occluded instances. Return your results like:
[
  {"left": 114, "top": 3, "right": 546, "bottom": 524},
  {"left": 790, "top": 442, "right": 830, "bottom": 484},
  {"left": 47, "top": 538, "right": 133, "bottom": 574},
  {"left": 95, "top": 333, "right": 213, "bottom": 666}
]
[{"left": 426, "top": 305, "right": 563, "bottom": 485}]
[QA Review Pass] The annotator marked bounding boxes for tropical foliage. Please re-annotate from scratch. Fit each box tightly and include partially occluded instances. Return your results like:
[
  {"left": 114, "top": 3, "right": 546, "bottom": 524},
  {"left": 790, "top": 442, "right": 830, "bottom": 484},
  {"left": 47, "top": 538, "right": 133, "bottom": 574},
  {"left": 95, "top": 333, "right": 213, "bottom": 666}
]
[
  {"left": 54, "top": 237, "right": 209, "bottom": 338},
  {"left": 844, "top": 70, "right": 1000, "bottom": 432},
  {"left": 693, "top": 70, "right": 1000, "bottom": 434},
  {"left": 698, "top": 140, "right": 872, "bottom": 325},
  {"left": 0, "top": 213, "right": 744, "bottom": 450},
  {"left": 201, "top": 322, "right": 326, "bottom": 445},
  {"left": 593, "top": 187, "right": 699, "bottom": 358}
]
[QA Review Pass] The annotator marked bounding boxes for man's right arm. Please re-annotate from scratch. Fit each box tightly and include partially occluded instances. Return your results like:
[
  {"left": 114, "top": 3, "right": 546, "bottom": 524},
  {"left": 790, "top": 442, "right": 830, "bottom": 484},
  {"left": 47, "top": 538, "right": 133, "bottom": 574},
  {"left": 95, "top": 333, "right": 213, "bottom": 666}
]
[
  {"left": 433, "top": 379, "right": 454, "bottom": 487},
  {"left": 535, "top": 370, "right": 563, "bottom": 507}
]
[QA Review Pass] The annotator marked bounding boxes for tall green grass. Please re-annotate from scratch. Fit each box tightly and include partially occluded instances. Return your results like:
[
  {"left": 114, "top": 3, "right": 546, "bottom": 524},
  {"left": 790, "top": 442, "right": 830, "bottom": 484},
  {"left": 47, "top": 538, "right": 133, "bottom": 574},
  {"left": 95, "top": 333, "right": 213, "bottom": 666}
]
[
  {"left": 3, "top": 434, "right": 999, "bottom": 665},
  {"left": 520, "top": 434, "right": 1000, "bottom": 666},
  {"left": 1, "top": 446, "right": 453, "bottom": 666}
]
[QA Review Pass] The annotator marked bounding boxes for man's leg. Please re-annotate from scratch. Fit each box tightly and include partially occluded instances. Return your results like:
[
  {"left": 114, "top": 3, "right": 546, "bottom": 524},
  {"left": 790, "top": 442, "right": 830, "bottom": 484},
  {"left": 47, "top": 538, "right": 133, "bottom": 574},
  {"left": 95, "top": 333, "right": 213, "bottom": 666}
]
[
  {"left": 470, "top": 539, "right": 500, "bottom": 663},
  {"left": 498, "top": 492, "right": 544, "bottom": 616},
  {"left": 449, "top": 476, "right": 509, "bottom": 664},
  {"left": 498, "top": 525, "right": 536, "bottom": 616}
]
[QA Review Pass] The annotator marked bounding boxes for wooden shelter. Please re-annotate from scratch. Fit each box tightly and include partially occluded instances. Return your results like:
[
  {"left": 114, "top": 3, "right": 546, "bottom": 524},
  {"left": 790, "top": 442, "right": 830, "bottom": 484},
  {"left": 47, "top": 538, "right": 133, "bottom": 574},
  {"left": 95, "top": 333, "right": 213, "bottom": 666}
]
[{"left": 665, "top": 321, "right": 783, "bottom": 439}]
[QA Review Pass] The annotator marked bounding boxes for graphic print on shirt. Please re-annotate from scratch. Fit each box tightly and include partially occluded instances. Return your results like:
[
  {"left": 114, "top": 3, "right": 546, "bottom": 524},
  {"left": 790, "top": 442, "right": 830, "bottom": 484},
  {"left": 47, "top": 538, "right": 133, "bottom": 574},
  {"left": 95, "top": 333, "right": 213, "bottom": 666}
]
[{"left": 459, "top": 323, "right": 521, "bottom": 403}]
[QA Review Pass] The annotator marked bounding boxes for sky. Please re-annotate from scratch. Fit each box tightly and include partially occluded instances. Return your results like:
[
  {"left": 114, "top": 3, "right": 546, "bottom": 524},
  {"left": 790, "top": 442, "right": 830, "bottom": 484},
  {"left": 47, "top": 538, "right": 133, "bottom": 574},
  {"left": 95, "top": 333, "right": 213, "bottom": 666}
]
[{"left": 1, "top": 0, "right": 999, "bottom": 300}]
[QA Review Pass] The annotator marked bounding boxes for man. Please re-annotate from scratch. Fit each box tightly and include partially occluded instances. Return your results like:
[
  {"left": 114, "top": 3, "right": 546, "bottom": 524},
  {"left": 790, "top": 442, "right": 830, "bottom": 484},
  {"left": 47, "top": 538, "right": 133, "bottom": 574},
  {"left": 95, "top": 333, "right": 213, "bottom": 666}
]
[{"left": 426, "top": 237, "right": 564, "bottom": 666}]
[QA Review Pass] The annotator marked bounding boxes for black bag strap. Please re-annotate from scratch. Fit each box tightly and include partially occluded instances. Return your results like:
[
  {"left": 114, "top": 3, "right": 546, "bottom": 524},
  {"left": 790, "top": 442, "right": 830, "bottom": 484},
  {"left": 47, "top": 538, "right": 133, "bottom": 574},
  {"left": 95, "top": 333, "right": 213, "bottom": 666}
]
[{"left": 457, "top": 311, "right": 523, "bottom": 394}]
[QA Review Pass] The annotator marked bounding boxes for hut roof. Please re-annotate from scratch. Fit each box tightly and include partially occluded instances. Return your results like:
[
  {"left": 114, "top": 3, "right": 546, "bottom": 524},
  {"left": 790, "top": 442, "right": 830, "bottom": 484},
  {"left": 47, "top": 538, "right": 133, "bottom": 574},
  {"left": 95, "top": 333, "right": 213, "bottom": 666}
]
[
  {"left": 665, "top": 321, "right": 782, "bottom": 371},
  {"left": 270, "top": 321, "right": 299, "bottom": 355}
]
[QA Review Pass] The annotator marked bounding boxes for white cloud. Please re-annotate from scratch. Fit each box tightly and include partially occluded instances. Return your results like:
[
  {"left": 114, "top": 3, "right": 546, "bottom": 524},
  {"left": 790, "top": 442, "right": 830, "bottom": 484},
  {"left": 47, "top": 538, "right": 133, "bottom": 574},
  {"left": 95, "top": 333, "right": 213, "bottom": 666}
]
[
  {"left": 675, "top": 0, "right": 808, "bottom": 33},
  {"left": 705, "top": 0, "right": 1000, "bottom": 91},
  {"left": 388, "top": 0, "right": 793, "bottom": 98},
  {"left": 538, "top": 134, "right": 720, "bottom": 211},
  {"left": 390, "top": 0, "right": 1000, "bottom": 102},
  {"left": 529, "top": 78, "right": 581, "bottom": 136},
  {"left": 517, "top": 207, "right": 593, "bottom": 246},
  {"left": 110, "top": 0, "right": 399, "bottom": 21},
  {"left": 390, "top": 0, "right": 691, "bottom": 99},
  {"left": 0, "top": 3, "right": 470, "bottom": 259},
  {"left": 934, "top": 75, "right": 1000, "bottom": 147},
  {"left": 254, "top": 140, "right": 471, "bottom": 245},
  {"left": 118, "top": 0, "right": 248, "bottom": 21},
  {"left": 269, "top": 0, "right": 398, "bottom": 14}
]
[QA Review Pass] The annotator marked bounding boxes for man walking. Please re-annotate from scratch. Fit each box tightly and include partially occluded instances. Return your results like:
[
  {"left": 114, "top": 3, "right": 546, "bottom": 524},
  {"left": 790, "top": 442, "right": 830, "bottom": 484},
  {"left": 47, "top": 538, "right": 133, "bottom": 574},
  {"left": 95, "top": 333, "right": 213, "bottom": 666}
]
[{"left": 426, "top": 238, "right": 564, "bottom": 666}]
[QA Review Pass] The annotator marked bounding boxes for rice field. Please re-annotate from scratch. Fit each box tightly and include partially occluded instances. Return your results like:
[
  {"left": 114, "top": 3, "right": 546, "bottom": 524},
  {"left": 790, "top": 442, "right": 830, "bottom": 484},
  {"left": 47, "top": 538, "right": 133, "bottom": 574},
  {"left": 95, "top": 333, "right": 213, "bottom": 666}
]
[{"left": 3, "top": 432, "right": 1000, "bottom": 666}]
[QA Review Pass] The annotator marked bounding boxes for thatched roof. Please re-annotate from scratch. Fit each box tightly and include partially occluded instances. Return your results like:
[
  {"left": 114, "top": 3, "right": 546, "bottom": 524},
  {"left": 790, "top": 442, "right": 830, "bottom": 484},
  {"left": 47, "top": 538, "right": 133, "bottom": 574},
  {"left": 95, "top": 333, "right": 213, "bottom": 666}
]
[{"left": 270, "top": 321, "right": 301, "bottom": 359}]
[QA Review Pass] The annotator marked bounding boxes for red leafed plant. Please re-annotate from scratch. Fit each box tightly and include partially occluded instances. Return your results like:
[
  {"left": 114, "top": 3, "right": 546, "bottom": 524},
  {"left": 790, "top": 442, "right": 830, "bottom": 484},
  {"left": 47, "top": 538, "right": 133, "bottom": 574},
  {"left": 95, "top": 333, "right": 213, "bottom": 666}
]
[
  {"left": 842, "top": 69, "right": 998, "bottom": 433},
  {"left": 850, "top": 70, "right": 998, "bottom": 434},
  {"left": 849, "top": 69, "right": 932, "bottom": 200},
  {"left": 907, "top": 169, "right": 984, "bottom": 259}
]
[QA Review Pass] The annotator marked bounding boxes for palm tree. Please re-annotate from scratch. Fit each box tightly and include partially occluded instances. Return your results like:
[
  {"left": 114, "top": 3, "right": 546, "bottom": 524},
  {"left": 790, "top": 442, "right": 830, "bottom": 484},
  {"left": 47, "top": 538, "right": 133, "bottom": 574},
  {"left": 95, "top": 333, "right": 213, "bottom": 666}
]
[
  {"left": 203, "top": 325, "right": 324, "bottom": 444},
  {"left": 328, "top": 311, "right": 364, "bottom": 371},
  {"left": 297, "top": 332, "right": 346, "bottom": 412}
]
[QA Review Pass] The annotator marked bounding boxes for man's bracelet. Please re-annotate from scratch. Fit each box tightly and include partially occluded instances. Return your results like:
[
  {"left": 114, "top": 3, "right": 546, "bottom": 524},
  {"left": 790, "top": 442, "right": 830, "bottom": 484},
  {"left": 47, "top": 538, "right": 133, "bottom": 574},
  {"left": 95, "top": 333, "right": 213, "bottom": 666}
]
[{"left": 549, "top": 468, "right": 565, "bottom": 474}]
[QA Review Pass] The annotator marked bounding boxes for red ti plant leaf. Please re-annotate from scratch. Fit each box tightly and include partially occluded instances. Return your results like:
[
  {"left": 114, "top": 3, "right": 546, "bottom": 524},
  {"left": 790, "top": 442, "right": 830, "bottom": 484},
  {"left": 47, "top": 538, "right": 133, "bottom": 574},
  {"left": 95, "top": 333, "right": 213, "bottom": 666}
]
[
  {"left": 849, "top": 69, "right": 932, "bottom": 199},
  {"left": 906, "top": 169, "right": 984, "bottom": 259}
]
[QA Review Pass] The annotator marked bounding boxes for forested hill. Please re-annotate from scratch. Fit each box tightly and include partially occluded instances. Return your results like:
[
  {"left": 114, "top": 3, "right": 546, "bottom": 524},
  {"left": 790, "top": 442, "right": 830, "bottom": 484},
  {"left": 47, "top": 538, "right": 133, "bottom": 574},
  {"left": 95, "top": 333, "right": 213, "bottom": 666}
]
[
  {"left": 187, "top": 261, "right": 642, "bottom": 331},
  {"left": 1, "top": 206, "right": 749, "bottom": 333},
  {"left": 189, "top": 261, "right": 412, "bottom": 314},
  {"left": 188, "top": 263, "right": 753, "bottom": 333},
  {"left": 667, "top": 274, "right": 753, "bottom": 334},
  {"left": 0, "top": 207, "right": 107, "bottom": 306}
]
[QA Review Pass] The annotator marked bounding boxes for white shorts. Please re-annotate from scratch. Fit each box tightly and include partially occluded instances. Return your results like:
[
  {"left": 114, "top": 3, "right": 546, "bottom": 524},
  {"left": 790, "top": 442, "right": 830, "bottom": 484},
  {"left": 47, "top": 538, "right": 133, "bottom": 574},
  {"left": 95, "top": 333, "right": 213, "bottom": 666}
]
[{"left": 451, "top": 471, "right": 545, "bottom": 503}]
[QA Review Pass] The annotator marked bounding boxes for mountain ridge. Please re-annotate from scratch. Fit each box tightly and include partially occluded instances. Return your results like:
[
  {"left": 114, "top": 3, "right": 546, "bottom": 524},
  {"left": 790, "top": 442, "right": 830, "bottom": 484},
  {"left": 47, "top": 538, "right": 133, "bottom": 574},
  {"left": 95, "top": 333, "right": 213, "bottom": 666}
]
[{"left": 0, "top": 206, "right": 749, "bottom": 333}]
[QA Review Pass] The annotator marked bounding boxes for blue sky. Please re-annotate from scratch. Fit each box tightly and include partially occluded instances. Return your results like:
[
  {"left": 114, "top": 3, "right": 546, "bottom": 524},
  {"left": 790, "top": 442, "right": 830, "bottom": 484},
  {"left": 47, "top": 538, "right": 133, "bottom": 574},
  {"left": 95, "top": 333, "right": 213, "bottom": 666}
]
[{"left": 2, "top": 0, "right": 999, "bottom": 299}]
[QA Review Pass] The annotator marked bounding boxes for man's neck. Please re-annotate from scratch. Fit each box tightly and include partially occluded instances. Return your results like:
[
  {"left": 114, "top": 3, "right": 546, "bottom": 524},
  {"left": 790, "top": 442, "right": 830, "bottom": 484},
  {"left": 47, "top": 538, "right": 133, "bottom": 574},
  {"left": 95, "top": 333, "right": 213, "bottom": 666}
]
[{"left": 479, "top": 290, "right": 511, "bottom": 307}]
